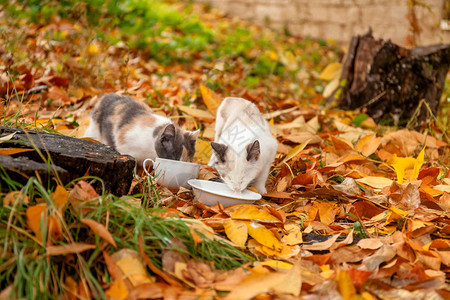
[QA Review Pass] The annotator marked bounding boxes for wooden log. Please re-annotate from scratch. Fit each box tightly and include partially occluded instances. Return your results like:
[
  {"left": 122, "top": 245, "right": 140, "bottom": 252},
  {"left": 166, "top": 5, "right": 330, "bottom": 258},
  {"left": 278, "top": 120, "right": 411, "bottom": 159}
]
[
  {"left": 337, "top": 30, "right": 450, "bottom": 126},
  {"left": 0, "top": 126, "right": 135, "bottom": 195}
]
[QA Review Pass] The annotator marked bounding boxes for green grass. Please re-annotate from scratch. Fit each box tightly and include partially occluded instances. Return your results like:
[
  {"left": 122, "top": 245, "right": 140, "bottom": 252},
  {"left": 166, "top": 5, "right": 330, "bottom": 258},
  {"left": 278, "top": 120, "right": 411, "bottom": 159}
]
[{"left": 0, "top": 171, "right": 253, "bottom": 298}]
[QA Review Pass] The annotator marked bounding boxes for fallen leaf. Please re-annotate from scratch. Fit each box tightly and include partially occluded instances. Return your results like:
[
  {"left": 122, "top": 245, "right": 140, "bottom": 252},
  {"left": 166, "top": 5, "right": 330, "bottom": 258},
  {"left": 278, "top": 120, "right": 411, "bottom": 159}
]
[
  {"left": 229, "top": 205, "right": 281, "bottom": 223},
  {"left": 337, "top": 270, "right": 357, "bottom": 300},
  {"left": 318, "top": 62, "right": 343, "bottom": 80},
  {"left": 0, "top": 132, "right": 16, "bottom": 142},
  {"left": 303, "top": 234, "right": 340, "bottom": 251},
  {"left": 177, "top": 105, "right": 215, "bottom": 121},
  {"left": 200, "top": 84, "right": 221, "bottom": 115},
  {"left": 278, "top": 139, "right": 310, "bottom": 166},
  {"left": 52, "top": 185, "right": 69, "bottom": 211},
  {"left": 26, "top": 204, "right": 47, "bottom": 241},
  {"left": 194, "top": 139, "right": 212, "bottom": 164},
  {"left": 355, "top": 176, "right": 393, "bottom": 189},
  {"left": 223, "top": 219, "right": 248, "bottom": 247},
  {"left": 3, "top": 191, "right": 29, "bottom": 206},
  {"left": 246, "top": 222, "right": 282, "bottom": 251},
  {"left": 0, "top": 148, "right": 35, "bottom": 155},
  {"left": 46, "top": 243, "right": 96, "bottom": 256},
  {"left": 356, "top": 134, "right": 381, "bottom": 157},
  {"left": 81, "top": 218, "right": 117, "bottom": 247},
  {"left": 390, "top": 146, "right": 425, "bottom": 184},
  {"left": 105, "top": 279, "right": 128, "bottom": 300},
  {"left": 357, "top": 238, "right": 384, "bottom": 250}
]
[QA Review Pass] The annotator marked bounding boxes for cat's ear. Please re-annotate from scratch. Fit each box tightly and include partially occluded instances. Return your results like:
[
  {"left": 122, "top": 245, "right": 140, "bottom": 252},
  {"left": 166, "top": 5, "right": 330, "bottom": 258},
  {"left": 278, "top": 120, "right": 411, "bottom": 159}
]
[
  {"left": 246, "top": 140, "right": 260, "bottom": 161},
  {"left": 185, "top": 129, "right": 200, "bottom": 145},
  {"left": 211, "top": 142, "right": 228, "bottom": 163},
  {"left": 161, "top": 124, "right": 176, "bottom": 153}
]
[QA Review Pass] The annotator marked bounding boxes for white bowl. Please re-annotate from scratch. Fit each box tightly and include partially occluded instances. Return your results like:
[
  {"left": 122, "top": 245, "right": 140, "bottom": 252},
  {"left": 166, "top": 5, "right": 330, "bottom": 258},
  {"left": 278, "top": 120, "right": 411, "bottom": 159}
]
[
  {"left": 187, "top": 179, "right": 261, "bottom": 207},
  {"left": 143, "top": 158, "right": 200, "bottom": 189}
]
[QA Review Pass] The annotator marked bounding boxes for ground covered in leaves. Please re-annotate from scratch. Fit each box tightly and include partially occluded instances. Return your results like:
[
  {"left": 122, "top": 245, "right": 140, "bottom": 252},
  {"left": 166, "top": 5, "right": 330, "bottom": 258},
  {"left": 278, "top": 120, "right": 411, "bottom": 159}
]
[{"left": 1, "top": 1, "right": 450, "bottom": 299}]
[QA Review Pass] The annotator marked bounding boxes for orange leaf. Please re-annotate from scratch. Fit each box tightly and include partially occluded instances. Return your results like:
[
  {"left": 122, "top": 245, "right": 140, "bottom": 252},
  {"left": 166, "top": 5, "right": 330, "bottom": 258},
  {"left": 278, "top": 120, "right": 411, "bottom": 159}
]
[
  {"left": 0, "top": 148, "right": 34, "bottom": 155},
  {"left": 81, "top": 218, "right": 117, "bottom": 247},
  {"left": 356, "top": 134, "right": 381, "bottom": 157},
  {"left": 52, "top": 185, "right": 69, "bottom": 211},
  {"left": 26, "top": 204, "right": 47, "bottom": 240},
  {"left": 317, "top": 202, "right": 336, "bottom": 225},
  {"left": 105, "top": 280, "right": 128, "bottom": 300},
  {"left": 200, "top": 84, "right": 222, "bottom": 115},
  {"left": 48, "top": 86, "right": 71, "bottom": 103},
  {"left": 331, "top": 135, "right": 354, "bottom": 151},
  {"left": 46, "top": 243, "right": 96, "bottom": 256},
  {"left": 48, "top": 214, "right": 63, "bottom": 240}
]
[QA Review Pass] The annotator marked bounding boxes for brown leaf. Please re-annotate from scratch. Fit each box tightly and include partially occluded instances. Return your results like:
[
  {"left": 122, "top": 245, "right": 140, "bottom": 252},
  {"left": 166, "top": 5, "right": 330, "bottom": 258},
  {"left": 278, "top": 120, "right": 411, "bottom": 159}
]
[
  {"left": 48, "top": 86, "right": 71, "bottom": 103},
  {"left": 303, "top": 234, "right": 340, "bottom": 251},
  {"left": 126, "top": 283, "right": 166, "bottom": 300},
  {"left": 81, "top": 218, "right": 117, "bottom": 247},
  {"left": 138, "top": 236, "right": 182, "bottom": 287},
  {"left": 46, "top": 243, "right": 96, "bottom": 256},
  {"left": 357, "top": 238, "right": 384, "bottom": 250}
]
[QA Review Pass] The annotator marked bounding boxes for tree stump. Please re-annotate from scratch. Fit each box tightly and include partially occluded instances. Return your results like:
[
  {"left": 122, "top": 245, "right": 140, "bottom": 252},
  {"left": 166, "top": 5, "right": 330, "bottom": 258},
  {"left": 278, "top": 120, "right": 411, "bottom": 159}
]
[
  {"left": 337, "top": 30, "right": 450, "bottom": 126},
  {"left": 0, "top": 126, "right": 135, "bottom": 195}
]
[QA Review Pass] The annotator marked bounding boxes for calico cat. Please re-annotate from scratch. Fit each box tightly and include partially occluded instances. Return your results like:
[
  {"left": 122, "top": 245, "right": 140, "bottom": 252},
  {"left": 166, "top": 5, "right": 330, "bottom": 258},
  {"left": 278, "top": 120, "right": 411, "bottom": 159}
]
[
  {"left": 84, "top": 93, "right": 199, "bottom": 166},
  {"left": 208, "top": 97, "right": 277, "bottom": 194}
]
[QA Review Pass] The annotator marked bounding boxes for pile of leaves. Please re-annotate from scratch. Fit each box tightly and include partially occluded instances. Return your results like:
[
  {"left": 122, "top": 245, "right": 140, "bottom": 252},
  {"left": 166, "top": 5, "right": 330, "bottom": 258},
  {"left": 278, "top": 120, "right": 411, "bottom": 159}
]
[{"left": 1, "top": 0, "right": 450, "bottom": 299}]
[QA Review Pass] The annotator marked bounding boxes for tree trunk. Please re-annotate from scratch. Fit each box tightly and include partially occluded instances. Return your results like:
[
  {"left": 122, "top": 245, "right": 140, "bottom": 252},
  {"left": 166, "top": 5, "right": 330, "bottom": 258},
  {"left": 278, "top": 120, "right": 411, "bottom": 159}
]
[
  {"left": 0, "top": 126, "right": 135, "bottom": 195},
  {"left": 338, "top": 30, "right": 450, "bottom": 126}
]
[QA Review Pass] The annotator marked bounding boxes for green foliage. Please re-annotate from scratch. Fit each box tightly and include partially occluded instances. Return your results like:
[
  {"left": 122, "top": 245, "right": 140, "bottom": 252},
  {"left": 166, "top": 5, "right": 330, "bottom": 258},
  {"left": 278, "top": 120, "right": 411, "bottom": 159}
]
[{"left": 0, "top": 171, "right": 253, "bottom": 297}]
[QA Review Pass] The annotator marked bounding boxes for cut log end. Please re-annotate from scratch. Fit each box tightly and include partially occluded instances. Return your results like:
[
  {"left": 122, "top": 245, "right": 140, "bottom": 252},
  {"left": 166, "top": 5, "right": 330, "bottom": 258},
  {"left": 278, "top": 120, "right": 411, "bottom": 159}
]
[
  {"left": 336, "top": 30, "right": 450, "bottom": 127},
  {"left": 0, "top": 126, "right": 135, "bottom": 195}
]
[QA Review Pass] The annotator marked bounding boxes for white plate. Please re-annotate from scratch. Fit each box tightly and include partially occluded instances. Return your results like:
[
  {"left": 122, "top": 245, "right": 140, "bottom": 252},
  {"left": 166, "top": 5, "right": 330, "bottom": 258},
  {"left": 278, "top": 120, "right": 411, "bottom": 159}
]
[{"left": 188, "top": 179, "right": 261, "bottom": 207}]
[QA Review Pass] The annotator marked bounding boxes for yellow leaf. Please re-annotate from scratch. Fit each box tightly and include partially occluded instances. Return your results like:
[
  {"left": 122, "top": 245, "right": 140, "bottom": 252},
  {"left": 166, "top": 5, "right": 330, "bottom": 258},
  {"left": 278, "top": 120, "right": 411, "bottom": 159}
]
[
  {"left": 355, "top": 176, "right": 393, "bottom": 189},
  {"left": 278, "top": 139, "right": 310, "bottom": 166},
  {"left": 323, "top": 77, "right": 340, "bottom": 98},
  {"left": 282, "top": 223, "right": 303, "bottom": 245},
  {"left": 177, "top": 105, "right": 215, "bottom": 121},
  {"left": 194, "top": 139, "right": 212, "bottom": 164},
  {"left": 411, "top": 146, "right": 425, "bottom": 181},
  {"left": 81, "top": 218, "right": 117, "bottom": 247},
  {"left": 258, "top": 260, "right": 293, "bottom": 271},
  {"left": 106, "top": 280, "right": 128, "bottom": 300},
  {"left": 224, "top": 219, "right": 248, "bottom": 247},
  {"left": 116, "top": 256, "right": 154, "bottom": 286},
  {"left": 390, "top": 146, "right": 425, "bottom": 184},
  {"left": 318, "top": 62, "right": 342, "bottom": 81},
  {"left": 88, "top": 43, "right": 99, "bottom": 55},
  {"left": 230, "top": 205, "right": 281, "bottom": 223},
  {"left": 246, "top": 222, "right": 282, "bottom": 251},
  {"left": 337, "top": 270, "right": 357, "bottom": 300},
  {"left": 199, "top": 84, "right": 222, "bottom": 115},
  {"left": 0, "top": 148, "right": 34, "bottom": 155}
]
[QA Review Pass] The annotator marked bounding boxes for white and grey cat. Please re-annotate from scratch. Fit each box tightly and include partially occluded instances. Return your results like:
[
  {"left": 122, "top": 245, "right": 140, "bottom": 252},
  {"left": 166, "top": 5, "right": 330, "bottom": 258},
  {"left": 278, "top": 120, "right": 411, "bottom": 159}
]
[
  {"left": 208, "top": 97, "right": 277, "bottom": 194},
  {"left": 84, "top": 93, "right": 199, "bottom": 166}
]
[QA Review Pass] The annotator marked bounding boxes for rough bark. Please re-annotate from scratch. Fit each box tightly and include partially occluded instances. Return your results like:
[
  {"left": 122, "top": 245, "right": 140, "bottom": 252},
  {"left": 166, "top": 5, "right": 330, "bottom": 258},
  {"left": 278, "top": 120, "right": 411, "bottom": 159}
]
[
  {"left": 0, "top": 126, "right": 135, "bottom": 195},
  {"left": 338, "top": 30, "right": 450, "bottom": 126}
]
